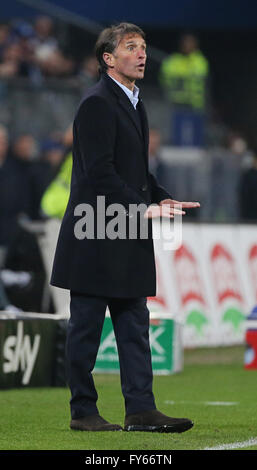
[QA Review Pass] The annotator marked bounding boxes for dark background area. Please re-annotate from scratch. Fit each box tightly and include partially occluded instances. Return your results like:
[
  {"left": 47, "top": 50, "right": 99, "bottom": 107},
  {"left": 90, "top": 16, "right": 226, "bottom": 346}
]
[
  {"left": 66, "top": 25, "right": 257, "bottom": 148},
  {"left": 3, "top": 0, "right": 257, "bottom": 147},
  {"left": 144, "top": 27, "right": 257, "bottom": 148},
  {"left": 3, "top": 0, "right": 257, "bottom": 29}
]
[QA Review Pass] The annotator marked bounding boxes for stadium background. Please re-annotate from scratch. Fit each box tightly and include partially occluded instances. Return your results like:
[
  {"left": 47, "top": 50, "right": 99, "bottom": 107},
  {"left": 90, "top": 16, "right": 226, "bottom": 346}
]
[{"left": 0, "top": 0, "right": 257, "bottom": 451}]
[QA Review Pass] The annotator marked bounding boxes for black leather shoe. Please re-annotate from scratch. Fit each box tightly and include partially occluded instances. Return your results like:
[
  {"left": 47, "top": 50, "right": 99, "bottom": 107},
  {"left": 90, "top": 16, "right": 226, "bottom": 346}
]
[
  {"left": 70, "top": 414, "right": 123, "bottom": 431},
  {"left": 124, "top": 409, "right": 193, "bottom": 433}
]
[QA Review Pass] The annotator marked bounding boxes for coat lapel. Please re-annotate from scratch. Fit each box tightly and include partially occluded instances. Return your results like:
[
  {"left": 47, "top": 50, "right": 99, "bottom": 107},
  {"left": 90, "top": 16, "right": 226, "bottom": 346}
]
[
  {"left": 137, "top": 99, "right": 149, "bottom": 154},
  {"left": 117, "top": 96, "right": 143, "bottom": 139},
  {"left": 102, "top": 73, "right": 142, "bottom": 138},
  {"left": 102, "top": 73, "right": 149, "bottom": 169}
]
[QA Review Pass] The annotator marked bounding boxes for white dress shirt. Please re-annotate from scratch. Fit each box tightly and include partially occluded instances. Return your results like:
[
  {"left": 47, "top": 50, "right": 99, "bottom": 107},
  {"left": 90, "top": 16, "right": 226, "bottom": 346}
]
[{"left": 108, "top": 74, "right": 139, "bottom": 109}]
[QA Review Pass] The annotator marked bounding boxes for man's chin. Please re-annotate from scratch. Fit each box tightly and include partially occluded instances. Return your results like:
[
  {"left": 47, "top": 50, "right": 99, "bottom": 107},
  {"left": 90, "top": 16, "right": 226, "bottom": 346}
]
[{"left": 135, "top": 70, "right": 145, "bottom": 80}]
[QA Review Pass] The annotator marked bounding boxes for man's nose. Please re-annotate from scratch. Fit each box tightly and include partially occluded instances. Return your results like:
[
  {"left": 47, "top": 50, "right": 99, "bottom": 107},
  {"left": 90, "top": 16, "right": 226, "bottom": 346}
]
[{"left": 138, "top": 49, "right": 146, "bottom": 59}]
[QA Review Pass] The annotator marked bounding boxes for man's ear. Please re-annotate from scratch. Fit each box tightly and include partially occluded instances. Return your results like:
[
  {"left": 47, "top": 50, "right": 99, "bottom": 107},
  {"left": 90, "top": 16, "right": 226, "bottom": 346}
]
[{"left": 103, "top": 52, "right": 115, "bottom": 69}]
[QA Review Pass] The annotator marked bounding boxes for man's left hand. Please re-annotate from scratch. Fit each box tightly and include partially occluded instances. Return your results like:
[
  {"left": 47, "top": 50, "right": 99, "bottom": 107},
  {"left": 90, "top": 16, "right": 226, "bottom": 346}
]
[{"left": 159, "top": 199, "right": 200, "bottom": 215}]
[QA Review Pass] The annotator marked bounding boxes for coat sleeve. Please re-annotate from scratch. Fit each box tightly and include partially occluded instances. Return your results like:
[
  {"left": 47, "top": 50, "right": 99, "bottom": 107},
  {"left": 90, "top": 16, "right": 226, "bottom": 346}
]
[
  {"left": 148, "top": 172, "right": 173, "bottom": 204},
  {"left": 75, "top": 95, "right": 149, "bottom": 214}
]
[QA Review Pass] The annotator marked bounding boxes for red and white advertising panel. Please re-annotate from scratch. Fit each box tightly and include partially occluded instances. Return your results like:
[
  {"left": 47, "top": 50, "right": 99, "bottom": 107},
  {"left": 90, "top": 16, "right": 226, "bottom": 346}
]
[{"left": 149, "top": 221, "right": 257, "bottom": 347}]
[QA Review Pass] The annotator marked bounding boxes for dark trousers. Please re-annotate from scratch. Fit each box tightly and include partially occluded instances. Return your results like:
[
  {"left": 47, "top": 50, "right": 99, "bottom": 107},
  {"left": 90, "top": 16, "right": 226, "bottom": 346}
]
[{"left": 66, "top": 292, "right": 156, "bottom": 419}]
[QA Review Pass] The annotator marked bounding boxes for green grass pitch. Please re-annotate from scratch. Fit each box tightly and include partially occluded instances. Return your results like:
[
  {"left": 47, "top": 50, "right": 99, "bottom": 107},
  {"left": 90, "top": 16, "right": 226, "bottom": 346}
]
[{"left": 0, "top": 346, "right": 257, "bottom": 451}]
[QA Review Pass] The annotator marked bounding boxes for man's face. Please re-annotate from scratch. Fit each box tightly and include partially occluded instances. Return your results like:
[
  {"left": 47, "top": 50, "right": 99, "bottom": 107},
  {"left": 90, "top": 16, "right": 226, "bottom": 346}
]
[
  {"left": 106, "top": 33, "right": 147, "bottom": 83},
  {"left": 180, "top": 35, "right": 198, "bottom": 55}
]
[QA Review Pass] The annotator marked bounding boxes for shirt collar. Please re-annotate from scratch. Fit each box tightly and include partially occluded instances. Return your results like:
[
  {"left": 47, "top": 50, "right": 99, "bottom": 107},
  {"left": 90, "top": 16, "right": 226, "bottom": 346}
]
[{"left": 108, "top": 74, "right": 139, "bottom": 109}]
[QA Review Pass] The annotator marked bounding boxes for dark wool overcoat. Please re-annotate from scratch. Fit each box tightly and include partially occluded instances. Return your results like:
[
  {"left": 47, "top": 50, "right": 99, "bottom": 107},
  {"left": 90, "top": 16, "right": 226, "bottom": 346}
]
[{"left": 50, "top": 72, "right": 172, "bottom": 297}]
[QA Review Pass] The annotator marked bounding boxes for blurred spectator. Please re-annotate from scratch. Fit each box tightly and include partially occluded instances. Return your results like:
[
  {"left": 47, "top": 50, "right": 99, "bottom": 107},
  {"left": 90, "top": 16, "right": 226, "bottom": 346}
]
[
  {"left": 29, "top": 138, "right": 65, "bottom": 219},
  {"left": 10, "top": 19, "right": 42, "bottom": 81},
  {"left": 148, "top": 127, "right": 175, "bottom": 202},
  {"left": 30, "top": 16, "right": 75, "bottom": 78},
  {"left": 159, "top": 34, "right": 209, "bottom": 146},
  {"left": 0, "top": 16, "right": 76, "bottom": 79},
  {"left": 0, "top": 39, "right": 40, "bottom": 80},
  {"left": 62, "top": 124, "right": 73, "bottom": 151},
  {"left": 41, "top": 151, "right": 72, "bottom": 219},
  {"left": 11, "top": 133, "right": 39, "bottom": 162},
  {"left": 11, "top": 19, "right": 35, "bottom": 40},
  {"left": 0, "top": 131, "right": 37, "bottom": 247},
  {"left": 37, "top": 48, "right": 75, "bottom": 77},
  {"left": 227, "top": 132, "right": 248, "bottom": 156},
  {"left": 148, "top": 128, "right": 165, "bottom": 181},
  {"left": 40, "top": 125, "right": 73, "bottom": 219},
  {"left": 159, "top": 33, "right": 209, "bottom": 111},
  {"left": 40, "top": 138, "right": 64, "bottom": 169},
  {"left": 238, "top": 149, "right": 257, "bottom": 221},
  {"left": 0, "top": 20, "right": 39, "bottom": 79},
  {"left": 77, "top": 54, "right": 99, "bottom": 87},
  {"left": 0, "top": 41, "right": 23, "bottom": 78},
  {"left": 32, "top": 15, "right": 58, "bottom": 58}
]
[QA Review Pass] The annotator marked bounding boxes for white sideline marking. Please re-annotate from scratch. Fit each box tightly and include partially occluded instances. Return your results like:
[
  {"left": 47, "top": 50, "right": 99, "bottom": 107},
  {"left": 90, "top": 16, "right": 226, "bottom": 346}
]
[
  {"left": 165, "top": 400, "right": 239, "bottom": 406},
  {"left": 204, "top": 401, "right": 238, "bottom": 406},
  {"left": 204, "top": 437, "right": 257, "bottom": 450}
]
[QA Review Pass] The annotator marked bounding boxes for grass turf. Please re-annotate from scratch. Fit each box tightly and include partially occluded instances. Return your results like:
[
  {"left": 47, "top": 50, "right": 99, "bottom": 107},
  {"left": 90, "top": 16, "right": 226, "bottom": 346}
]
[{"left": 0, "top": 346, "right": 257, "bottom": 450}]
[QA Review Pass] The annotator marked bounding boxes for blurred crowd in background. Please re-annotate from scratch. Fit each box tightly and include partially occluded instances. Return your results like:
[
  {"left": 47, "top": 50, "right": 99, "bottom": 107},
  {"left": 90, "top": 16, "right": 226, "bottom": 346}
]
[
  {"left": 0, "top": 14, "right": 257, "bottom": 313},
  {"left": 0, "top": 16, "right": 99, "bottom": 82}
]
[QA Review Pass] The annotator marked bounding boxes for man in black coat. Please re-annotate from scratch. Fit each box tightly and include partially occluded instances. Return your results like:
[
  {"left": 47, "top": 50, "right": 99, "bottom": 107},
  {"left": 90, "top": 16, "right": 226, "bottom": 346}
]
[{"left": 51, "top": 23, "right": 199, "bottom": 432}]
